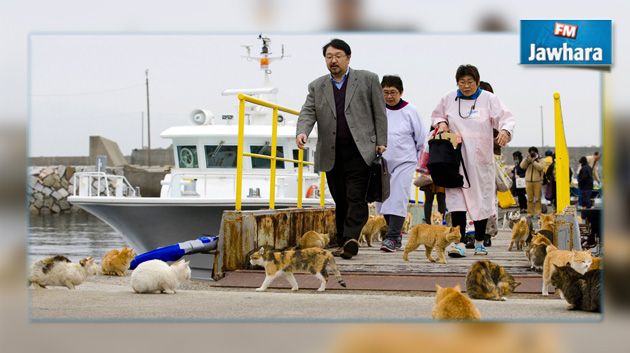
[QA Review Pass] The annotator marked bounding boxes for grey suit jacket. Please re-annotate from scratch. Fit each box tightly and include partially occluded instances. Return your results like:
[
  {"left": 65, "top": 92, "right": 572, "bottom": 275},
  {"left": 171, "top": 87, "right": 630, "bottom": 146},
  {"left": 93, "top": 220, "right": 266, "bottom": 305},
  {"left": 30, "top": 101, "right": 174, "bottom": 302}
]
[{"left": 296, "top": 68, "right": 387, "bottom": 172}]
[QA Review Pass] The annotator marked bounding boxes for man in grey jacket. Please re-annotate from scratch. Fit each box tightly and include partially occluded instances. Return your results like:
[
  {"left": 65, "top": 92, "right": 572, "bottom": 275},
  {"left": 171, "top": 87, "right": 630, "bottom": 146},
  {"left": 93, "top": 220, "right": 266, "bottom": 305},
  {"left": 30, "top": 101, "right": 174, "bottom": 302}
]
[{"left": 296, "top": 38, "right": 387, "bottom": 259}]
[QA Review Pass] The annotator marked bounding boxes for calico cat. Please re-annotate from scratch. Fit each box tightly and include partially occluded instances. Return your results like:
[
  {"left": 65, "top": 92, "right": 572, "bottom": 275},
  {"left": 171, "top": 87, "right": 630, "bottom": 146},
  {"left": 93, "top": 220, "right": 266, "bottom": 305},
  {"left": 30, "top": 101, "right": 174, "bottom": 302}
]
[
  {"left": 130, "top": 259, "right": 191, "bottom": 294},
  {"left": 530, "top": 232, "right": 553, "bottom": 247},
  {"left": 101, "top": 246, "right": 136, "bottom": 276},
  {"left": 402, "top": 224, "right": 460, "bottom": 263},
  {"left": 550, "top": 264, "right": 601, "bottom": 312},
  {"left": 358, "top": 215, "right": 387, "bottom": 247},
  {"left": 526, "top": 233, "right": 553, "bottom": 272},
  {"left": 466, "top": 260, "right": 520, "bottom": 301},
  {"left": 508, "top": 217, "right": 529, "bottom": 251},
  {"left": 505, "top": 210, "right": 521, "bottom": 229},
  {"left": 298, "top": 230, "right": 330, "bottom": 249},
  {"left": 527, "top": 244, "right": 547, "bottom": 272},
  {"left": 29, "top": 256, "right": 98, "bottom": 289},
  {"left": 432, "top": 284, "right": 480, "bottom": 321},
  {"left": 249, "top": 247, "right": 346, "bottom": 292},
  {"left": 542, "top": 246, "right": 592, "bottom": 296},
  {"left": 523, "top": 216, "right": 536, "bottom": 246},
  {"left": 431, "top": 211, "right": 443, "bottom": 225}
]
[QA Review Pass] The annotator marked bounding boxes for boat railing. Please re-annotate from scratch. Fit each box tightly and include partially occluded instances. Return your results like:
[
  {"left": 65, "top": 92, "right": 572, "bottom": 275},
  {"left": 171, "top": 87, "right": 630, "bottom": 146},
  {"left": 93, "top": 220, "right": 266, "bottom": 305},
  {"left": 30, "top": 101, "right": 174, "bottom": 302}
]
[
  {"left": 235, "top": 93, "right": 327, "bottom": 210},
  {"left": 72, "top": 171, "right": 138, "bottom": 197}
]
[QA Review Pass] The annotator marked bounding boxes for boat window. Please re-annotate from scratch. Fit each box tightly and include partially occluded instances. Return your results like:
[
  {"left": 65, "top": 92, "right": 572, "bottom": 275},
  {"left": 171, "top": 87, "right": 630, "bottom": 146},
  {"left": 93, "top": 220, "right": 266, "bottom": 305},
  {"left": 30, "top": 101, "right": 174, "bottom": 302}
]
[
  {"left": 205, "top": 145, "right": 237, "bottom": 168},
  {"left": 292, "top": 148, "right": 309, "bottom": 167},
  {"left": 177, "top": 145, "right": 198, "bottom": 168},
  {"left": 250, "top": 145, "right": 285, "bottom": 169}
]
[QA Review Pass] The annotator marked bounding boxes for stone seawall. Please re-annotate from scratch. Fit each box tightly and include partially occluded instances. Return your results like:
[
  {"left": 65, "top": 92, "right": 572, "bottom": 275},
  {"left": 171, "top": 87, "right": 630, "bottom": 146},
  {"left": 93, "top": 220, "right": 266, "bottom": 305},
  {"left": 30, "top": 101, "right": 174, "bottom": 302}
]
[{"left": 28, "top": 166, "right": 123, "bottom": 215}]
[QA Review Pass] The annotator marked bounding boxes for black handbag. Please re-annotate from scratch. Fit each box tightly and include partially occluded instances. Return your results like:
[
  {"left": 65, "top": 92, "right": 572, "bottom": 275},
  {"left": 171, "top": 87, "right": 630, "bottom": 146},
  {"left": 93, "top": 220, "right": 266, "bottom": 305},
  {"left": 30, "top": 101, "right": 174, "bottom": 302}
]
[
  {"left": 426, "top": 133, "right": 470, "bottom": 188},
  {"left": 366, "top": 154, "right": 390, "bottom": 203}
]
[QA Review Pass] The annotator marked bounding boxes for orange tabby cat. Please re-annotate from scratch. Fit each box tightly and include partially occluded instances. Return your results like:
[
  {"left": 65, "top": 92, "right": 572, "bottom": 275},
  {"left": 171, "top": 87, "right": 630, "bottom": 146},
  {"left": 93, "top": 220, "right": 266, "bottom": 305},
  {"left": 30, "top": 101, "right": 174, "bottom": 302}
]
[
  {"left": 402, "top": 212, "right": 413, "bottom": 233},
  {"left": 432, "top": 284, "right": 480, "bottom": 321},
  {"left": 101, "top": 246, "right": 136, "bottom": 276},
  {"left": 298, "top": 230, "right": 330, "bottom": 249},
  {"left": 431, "top": 211, "right": 443, "bottom": 225},
  {"left": 402, "top": 224, "right": 460, "bottom": 263},
  {"left": 589, "top": 256, "right": 601, "bottom": 270},
  {"left": 542, "top": 246, "right": 593, "bottom": 296},
  {"left": 508, "top": 217, "right": 529, "bottom": 251},
  {"left": 358, "top": 215, "right": 387, "bottom": 247},
  {"left": 539, "top": 214, "right": 555, "bottom": 233}
]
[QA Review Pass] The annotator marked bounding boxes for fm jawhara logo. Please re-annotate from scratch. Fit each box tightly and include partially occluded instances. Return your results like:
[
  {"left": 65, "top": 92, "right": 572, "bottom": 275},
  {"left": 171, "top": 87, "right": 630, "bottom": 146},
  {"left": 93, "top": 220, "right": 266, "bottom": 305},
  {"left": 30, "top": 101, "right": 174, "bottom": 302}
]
[{"left": 520, "top": 20, "right": 612, "bottom": 65}]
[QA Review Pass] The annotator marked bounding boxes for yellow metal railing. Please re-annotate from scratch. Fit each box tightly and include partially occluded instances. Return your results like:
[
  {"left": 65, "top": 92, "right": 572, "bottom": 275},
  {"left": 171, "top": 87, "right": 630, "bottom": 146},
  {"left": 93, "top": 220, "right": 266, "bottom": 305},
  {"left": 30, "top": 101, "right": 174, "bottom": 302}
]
[
  {"left": 235, "top": 93, "right": 326, "bottom": 210},
  {"left": 553, "top": 92, "right": 570, "bottom": 213}
]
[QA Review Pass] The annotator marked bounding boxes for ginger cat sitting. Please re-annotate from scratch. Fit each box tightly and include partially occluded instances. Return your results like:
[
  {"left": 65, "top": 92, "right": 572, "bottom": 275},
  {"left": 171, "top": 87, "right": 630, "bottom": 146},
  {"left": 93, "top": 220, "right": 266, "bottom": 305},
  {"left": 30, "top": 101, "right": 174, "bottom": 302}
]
[
  {"left": 508, "top": 217, "right": 529, "bottom": 251},
  {"left": 542, "top": 245, "right": 592, "bottom": 296},
  {"left": 539, "top": 214, "right": 555, "bottom": 233},
  {"left": 402, "top": 224, "right": 460, "bottom": 263},
  {"left": 101, "top": 246, "right": 136, "bottom": 276},
  {"left": 432, "top": 284, "right": 480, "bottom": 321}
]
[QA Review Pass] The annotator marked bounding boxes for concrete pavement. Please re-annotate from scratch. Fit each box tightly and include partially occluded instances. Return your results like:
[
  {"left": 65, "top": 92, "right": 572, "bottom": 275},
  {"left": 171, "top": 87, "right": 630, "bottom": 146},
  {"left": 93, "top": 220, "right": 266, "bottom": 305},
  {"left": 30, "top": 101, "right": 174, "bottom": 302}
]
[{"left": 29, "top": 277, "right": 601, "bottom": 321}]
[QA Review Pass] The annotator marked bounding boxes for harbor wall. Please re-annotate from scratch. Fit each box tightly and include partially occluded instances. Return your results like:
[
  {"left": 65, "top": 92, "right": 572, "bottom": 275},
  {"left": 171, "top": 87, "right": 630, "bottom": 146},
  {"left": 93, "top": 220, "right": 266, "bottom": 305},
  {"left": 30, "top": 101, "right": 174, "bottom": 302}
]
[{"left": 28, "top": 165, "right": 123, "bottom": 215}]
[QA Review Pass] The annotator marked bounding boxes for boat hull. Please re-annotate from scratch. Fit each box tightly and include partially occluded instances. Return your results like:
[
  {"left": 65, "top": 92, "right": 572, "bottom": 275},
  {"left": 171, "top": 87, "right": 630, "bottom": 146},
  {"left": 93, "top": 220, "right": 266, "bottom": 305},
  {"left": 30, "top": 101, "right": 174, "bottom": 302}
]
[{"left": 68, "top": 196, "right": 327, "bottom": 279}]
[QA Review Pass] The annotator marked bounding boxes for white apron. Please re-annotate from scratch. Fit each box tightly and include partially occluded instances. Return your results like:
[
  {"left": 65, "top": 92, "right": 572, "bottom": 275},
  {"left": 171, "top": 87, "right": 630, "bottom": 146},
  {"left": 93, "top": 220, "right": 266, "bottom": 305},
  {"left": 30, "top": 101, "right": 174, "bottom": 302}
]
[
  {"left": 376, "top": 102, "right": 426, "bottom": 217},
  {"left": 431, "top": 90, "right": 515, "bottom": 221}
]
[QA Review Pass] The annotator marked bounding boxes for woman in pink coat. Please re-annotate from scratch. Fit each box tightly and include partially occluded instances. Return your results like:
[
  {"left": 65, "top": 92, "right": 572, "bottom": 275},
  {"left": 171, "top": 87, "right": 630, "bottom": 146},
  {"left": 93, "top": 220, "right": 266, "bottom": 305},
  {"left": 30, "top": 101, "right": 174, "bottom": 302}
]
[{"left": 431, "top": 65, "right": 515, "bottom": 256}]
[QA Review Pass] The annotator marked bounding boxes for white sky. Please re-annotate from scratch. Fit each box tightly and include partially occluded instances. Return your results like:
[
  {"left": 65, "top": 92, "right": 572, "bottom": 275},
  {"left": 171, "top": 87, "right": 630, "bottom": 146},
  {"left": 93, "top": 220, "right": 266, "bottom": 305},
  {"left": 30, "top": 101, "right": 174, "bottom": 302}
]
[{"left": 29, "top": 33, "right": 601, "bottom": 156}]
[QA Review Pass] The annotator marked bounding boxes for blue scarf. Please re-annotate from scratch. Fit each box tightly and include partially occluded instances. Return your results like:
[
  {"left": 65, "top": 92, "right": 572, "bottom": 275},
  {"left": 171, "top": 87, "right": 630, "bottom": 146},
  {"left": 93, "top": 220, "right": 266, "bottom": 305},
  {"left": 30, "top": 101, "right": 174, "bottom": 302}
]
[{"left": 456, "top": 87, "right": 482, "bottom": 100}]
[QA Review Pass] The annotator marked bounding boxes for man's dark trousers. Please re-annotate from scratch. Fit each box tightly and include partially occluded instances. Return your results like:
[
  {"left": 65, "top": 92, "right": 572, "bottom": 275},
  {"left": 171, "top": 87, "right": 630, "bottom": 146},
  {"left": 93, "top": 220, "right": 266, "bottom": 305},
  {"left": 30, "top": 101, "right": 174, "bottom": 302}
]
[{"left": 326, "top": 141, "right": 370, "bottom": 246}]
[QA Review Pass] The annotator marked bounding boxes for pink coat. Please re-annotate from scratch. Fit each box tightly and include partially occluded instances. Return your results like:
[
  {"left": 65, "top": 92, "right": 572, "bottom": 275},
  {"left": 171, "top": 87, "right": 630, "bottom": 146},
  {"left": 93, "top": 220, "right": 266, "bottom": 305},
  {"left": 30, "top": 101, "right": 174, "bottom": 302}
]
[{"left": 431, "top": 90, "right": 515, "bottom": 220}]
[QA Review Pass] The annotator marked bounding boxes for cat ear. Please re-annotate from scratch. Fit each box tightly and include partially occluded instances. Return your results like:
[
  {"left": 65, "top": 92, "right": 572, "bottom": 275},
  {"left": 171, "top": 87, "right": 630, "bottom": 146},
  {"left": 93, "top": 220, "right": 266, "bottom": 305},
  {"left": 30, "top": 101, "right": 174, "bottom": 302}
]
[
  {"left": 566, "top": 262, "right": 571, "bottom": 267},
  {"left": 435, "top": 284, "right": 442, "bottom": 290},
  {"left": 453, "top": 284, "right": 461, "bottom": 292}
]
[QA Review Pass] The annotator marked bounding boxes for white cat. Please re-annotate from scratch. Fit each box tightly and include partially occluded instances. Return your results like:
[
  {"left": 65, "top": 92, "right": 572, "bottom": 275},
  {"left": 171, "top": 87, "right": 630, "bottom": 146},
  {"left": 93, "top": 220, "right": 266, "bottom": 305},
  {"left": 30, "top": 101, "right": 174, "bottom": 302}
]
[
  {"left": 130, "top": 259, "right": 191, "bottom": 294},
  {"left": 29, "top": 255, "right": 98, "bottom": 289}
]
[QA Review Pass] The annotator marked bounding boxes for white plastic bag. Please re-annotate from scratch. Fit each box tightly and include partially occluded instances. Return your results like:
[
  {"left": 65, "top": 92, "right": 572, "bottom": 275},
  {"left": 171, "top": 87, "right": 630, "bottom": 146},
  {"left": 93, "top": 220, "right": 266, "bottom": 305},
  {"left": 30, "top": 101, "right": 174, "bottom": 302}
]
[{"left": 495, "top": 155, "right": 512, "bottom": 192}]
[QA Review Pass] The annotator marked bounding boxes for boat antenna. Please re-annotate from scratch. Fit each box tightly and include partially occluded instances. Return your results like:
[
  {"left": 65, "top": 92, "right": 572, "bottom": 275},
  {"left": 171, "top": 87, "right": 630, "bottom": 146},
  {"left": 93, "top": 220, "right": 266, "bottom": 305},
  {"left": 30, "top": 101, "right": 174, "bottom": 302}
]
[{"left": 241, "top": 34, "right": 289, "bottom": 87}]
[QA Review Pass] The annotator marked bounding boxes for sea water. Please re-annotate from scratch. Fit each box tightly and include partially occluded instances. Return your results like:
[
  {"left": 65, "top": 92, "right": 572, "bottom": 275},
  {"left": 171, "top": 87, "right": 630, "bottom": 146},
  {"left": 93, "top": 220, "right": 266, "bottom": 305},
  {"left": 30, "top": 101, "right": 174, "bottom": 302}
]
[{"left": 28, "top": 212, "right": 128, "bottom": 262}]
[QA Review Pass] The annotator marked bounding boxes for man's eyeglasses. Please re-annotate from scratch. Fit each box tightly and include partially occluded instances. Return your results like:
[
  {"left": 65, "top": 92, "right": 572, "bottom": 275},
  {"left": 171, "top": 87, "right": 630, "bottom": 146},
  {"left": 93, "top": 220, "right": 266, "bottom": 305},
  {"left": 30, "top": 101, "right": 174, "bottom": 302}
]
[{"left": 325, "top": 54, "right": 347, "bottom": 61}]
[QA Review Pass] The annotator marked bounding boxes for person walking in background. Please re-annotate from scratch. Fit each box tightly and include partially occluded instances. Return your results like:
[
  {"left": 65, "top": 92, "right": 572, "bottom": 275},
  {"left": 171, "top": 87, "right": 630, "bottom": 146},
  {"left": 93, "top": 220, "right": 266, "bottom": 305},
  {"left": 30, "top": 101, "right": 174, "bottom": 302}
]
[
  {"left": 578, "top": 156, "right": 594, "bottom": 208},
  {"left": 376, "top": 75, "right": 426, "bottom": 252},
  {"left": 544, "top": 151, "right": 557, "bottom": 210},
  {"left": 586, "top": 151, "right": 601, "bottom": 185},
  {"left": 520, "top": 146, "right": 545, "bottom": 216},
  {"left": 512, "top": 150, "right": 528, "bottom": 212},
  {"left": 296, "top": 38, "right": 387, "bottom": 260},
  {"left": 432, "top": 64, "right": 515, "bottom": 257}
]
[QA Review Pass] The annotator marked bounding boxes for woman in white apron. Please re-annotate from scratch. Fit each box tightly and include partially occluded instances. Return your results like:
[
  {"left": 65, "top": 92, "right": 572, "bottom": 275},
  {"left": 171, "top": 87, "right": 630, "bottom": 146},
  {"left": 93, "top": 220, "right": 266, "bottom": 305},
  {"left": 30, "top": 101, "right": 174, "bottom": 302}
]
[
  {"left": 377, "top": 75, "right": 426, "bottom": 252},
  {"left": 431, "top": 65, "right": 515, "bottom": 256}
]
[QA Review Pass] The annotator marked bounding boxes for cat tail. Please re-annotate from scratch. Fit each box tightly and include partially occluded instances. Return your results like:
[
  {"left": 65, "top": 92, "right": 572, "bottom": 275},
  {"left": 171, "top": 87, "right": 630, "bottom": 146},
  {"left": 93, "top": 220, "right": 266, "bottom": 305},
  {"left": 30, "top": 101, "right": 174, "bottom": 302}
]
[{"left": 326, "top": 252, "right": 347, "bottom": 288}]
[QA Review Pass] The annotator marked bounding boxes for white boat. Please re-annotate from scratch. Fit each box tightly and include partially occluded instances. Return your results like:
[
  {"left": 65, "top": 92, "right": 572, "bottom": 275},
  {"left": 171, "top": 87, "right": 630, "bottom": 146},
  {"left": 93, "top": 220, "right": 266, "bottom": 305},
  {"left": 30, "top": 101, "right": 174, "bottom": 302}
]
[{"left": 68, "top": 36, "right": 331, "bottom": 275}]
